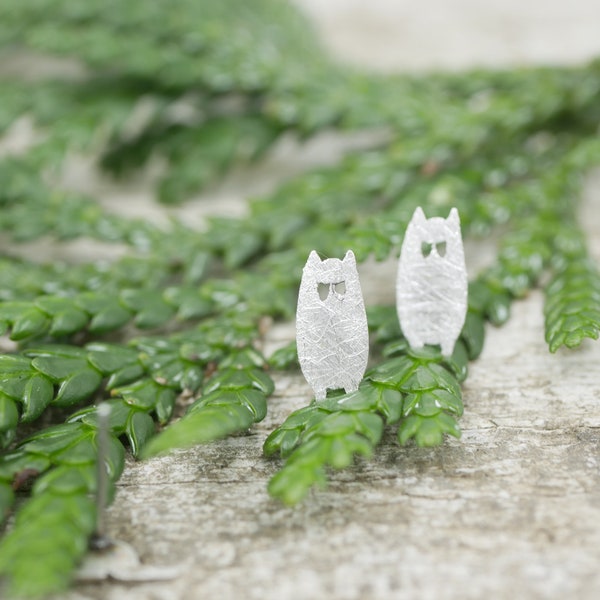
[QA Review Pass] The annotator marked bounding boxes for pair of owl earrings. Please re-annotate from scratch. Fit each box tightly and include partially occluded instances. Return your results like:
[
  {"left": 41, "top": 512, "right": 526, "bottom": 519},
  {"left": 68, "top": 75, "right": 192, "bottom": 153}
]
[{"left": 296, "top": 207, "right": 468, "bottom": 401}]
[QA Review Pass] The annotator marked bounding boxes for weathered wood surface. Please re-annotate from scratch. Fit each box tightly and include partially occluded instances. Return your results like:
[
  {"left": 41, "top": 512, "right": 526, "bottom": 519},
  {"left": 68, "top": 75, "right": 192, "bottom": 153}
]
[{"left": 6, "top": 1, "right": 600, "bottom": 598}]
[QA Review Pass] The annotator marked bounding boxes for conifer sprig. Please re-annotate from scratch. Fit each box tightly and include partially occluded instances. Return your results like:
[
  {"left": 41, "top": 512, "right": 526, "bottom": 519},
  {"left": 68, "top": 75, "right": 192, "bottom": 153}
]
[{"left": 0, "top": 418, "right": 124, "bottom": 597}]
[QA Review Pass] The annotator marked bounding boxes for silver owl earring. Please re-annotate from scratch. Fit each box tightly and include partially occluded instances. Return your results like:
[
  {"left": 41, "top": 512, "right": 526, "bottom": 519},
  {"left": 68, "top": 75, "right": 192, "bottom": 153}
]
[
  {"left": 396, "top": 207, "right": 468, "bottom": 356},
  {"left": 296, "top": 250, "right": 369, "bottom": 400}
]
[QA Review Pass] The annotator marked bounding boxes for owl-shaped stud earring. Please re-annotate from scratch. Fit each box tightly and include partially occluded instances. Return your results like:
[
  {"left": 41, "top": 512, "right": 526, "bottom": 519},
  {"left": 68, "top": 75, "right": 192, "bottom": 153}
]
[
  {"left": 296, "top": 250, "right": 369, "bottom": 401},
  {"left": 396, "top": 207, "right": 468, "bottom": 356}
]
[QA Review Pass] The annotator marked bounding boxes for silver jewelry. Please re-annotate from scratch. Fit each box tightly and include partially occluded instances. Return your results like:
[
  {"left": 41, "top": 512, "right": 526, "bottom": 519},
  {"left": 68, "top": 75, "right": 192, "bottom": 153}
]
[
  {"left": 296, "top": 250, "right": 369, "bottom": 400},
  {"left": 396, "top": 207, "right": 468, "bottom": 356}
]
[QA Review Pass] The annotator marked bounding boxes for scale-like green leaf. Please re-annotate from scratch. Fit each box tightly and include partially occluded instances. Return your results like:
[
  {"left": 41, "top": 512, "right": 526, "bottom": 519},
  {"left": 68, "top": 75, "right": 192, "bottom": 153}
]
[
  {"left": 21, "top": 374, "right": 54, "bottom": 422},
  {"left": 89, "top": 304, "right": 133, "bottom": 333},
  {"left": 142, "top": 403, "right": 254, "bottom": 458},
  {"left": 10, "top": 308, "right": 51, "bottom": 340},
  {"left": 32, "top": 355, "right": 89, "bottom": 382},
  {"left": 54, "top": 369, "right": 103, "bottom": 407},
  {"left": 126, "top": 411, "right": 156, "bottom": 457},
  {"left": 86, "top": 343, "right": 139, "bottom": 375}
]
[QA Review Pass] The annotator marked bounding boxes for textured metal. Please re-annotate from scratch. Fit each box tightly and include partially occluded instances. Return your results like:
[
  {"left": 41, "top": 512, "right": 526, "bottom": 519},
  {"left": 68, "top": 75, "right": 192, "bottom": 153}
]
[
  {"left": 296, "top": 250, "right": 369, "bottom": 400},
  {"left": 396, "top": 207, "right": 468, "bottom": 356}
]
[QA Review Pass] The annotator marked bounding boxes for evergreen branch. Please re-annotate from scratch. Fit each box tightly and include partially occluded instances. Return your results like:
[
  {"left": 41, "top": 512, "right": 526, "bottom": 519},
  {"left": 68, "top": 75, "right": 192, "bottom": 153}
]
[
  {"left": 142, "top": 363, "right": 273, "bottom": 458},
  {"left": 0, "top": 0, "right": 325, "bottom": 94},
  {"left": 264, "top": 310, "right": 477, "bottom": 505},
  {"left": 0, "top": 270, "right": 288, "bottom": 342},
  {"left": 0, "top": 289, "right": 170, "bottom": 341},
  {"left": 545, "top": 259, "right": 600, "bottom": 351},
  {"left": 2, "top": 37, "right": 597, "bottom": 211},
  {"left": 265, "top": 61, "right": 600, "bottom": 138},
  {"left": 266, "top": 399, "right": 386, "bottom": 506},
  {"left": 0, "top": 420, "right": 125, "bottom": 597},
  {"left": 103, "top": 114, "right": 282, "bottom": 205},
  {"left": 0, "top": 155, "right": 162, "bottom": 246},
  {"left": 0, "top": 324, "right": 214, "bottom": 448},
  {"left": 0, "top": 321, "right": 257, "bottom": 593},
  {"left": 0, "top": 490, "right": 96, "bottom": 597}
]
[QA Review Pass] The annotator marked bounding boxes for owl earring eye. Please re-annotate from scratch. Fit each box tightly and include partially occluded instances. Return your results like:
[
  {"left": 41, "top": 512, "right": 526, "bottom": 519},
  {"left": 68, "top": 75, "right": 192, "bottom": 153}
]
[
  {"left": 317, "top": 282, "right": 330, "bottom": 301},
  {"left": 421, "top": 242, "right": 433, "bottom": 257},
  {"left": 436, "top": 241, "right": 447, "bottom": 257},
  {"left": 334, "top": 281, "right": 346, "bottom": 295}
]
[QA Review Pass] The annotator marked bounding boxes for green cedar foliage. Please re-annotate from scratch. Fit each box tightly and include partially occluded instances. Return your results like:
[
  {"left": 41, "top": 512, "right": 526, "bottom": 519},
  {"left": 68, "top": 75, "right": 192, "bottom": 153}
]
[{"left": 0, "top": 0, "right": 599, "bottom": 596}]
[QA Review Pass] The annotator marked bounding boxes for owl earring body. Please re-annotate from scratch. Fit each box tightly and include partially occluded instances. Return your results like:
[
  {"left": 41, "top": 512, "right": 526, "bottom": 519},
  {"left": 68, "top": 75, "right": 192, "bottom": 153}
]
[
  {"left": 296, "top": 250, "right": 369, "bottom": 400},
  {"left": 396, "top": 207, "right": 468, "bottom": 356}
]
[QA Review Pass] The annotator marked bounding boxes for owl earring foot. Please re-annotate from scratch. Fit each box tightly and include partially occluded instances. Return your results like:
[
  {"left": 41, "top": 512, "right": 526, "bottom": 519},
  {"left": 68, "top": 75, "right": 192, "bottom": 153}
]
[
  {"left": 440, "top": 340, "right": 455, "bottom": 357},
  {"left": 343, "top": 382, "right": 360, "bottom": 395},
  {"left": 314, "top": 388, "right": 327, "bottom": 402},
  {"left": 405, "top": 336, "right": 424, "bottom": 351}
]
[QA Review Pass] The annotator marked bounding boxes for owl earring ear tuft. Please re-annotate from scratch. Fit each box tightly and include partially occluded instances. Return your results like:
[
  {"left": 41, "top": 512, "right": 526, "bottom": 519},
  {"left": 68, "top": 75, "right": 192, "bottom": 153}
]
[
  {"left": 412, "top": 206, "right": 427, "bottom": 226},
  {"left": 296, "top": 249, "right": 369, "bottom": 400},
  {"left": 307, "top": 250, "right": 322, "bottom": 266},
  {"left": 447, "top": 207, "right": 460, "bottom": 229},
  {"left": 342, "top": 249, "right": 357, "bottom": 266},
  {"left": 396, "top": 207, "right": 468, "bottom": 356}
]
